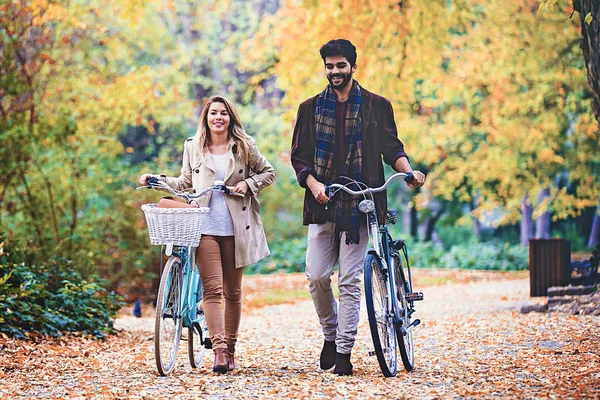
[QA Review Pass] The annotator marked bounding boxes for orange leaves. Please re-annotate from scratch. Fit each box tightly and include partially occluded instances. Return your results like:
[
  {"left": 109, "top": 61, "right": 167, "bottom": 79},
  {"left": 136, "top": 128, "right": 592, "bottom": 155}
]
[{"left": 1, "top": 271, "right": 598, "bottom": 398}]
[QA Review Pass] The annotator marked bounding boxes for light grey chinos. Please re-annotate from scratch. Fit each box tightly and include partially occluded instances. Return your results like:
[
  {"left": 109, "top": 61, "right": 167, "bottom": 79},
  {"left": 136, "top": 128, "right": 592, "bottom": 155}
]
[{"left": 306, "top": 221, "right": 369, "bottom": 354}]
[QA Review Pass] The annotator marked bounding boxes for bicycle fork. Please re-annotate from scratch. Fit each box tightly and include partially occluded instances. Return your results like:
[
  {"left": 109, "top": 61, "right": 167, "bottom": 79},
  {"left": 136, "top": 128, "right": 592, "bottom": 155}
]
[{"left": 369, "top": 222, "right": 400, "bottom": 331}]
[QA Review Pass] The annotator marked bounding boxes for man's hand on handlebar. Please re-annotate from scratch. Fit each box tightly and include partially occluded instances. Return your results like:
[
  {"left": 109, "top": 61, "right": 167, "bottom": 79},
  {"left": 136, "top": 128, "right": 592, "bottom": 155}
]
[
  {"left": 405, "top": 171, "right": 426, "bottom": 189},
  {"left": 306, "top": 175, "right": 328, "bottom": 205}
]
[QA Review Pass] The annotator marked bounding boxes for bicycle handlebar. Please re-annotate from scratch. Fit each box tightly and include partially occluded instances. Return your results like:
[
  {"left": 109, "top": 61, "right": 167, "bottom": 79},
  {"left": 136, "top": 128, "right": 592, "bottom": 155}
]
[
  {"left": 136, "top": 177, "right": 245, "bottom": 202},
  {"left": 327, "top": 172, "right": 414, "bottom": 197}
]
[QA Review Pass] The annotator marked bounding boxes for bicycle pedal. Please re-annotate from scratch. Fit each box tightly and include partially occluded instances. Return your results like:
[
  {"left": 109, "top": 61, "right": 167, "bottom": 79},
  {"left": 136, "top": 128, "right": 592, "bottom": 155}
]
[
  {"left": 408, "top": 319, "right": 421, "bottom": 330},
  {"left": 405, "top": 292, "right": 424, "bottom": 302},
  {"left": 368, "top": 350, "right": 376, "bottom": 357},
  {"left": 204, "top": 338, "right": 213, "bottom": 349}
]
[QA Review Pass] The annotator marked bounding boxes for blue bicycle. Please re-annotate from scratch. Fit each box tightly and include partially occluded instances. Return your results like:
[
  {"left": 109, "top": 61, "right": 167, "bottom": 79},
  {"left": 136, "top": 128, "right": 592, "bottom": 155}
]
[
  {"left": 138, "top": 177, "right": 243, "bottom": 376},
  {"left": 327, "top": 172, "right": 424, "bottom": 377}
]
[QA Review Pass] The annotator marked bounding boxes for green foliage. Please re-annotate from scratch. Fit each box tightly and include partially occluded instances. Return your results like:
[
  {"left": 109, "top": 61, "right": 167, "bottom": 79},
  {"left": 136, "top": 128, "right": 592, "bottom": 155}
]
[
  {"left": 246, "top": 237, "right": 307, "bottom": 275},
  {"left": 246, "top": 236, "right": 529, "bottom": 275},
  {"left": 554, "top": 221, "right": 591, "bottom": 252},
  {"left": 409, "top": 241, "right": 529, "bottom": 271},
  {"left": 0, "top": 241, "right": 124, "bottom": 339},
  {"left": 435, "top": 225, "right": 475, "bottom": 249}
]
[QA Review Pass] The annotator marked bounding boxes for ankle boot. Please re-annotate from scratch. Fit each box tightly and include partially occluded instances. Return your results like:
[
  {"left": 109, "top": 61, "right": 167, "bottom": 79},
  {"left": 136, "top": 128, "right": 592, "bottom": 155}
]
[
  {"left": 320, "top": 340, "right": 336, "bottom": 370},
  {"left": 213, "top": 348, "right": 229, "bottom": 373},
  {"left": 227, "top": 343, "right": 235, "bottom": 371},
  {"left": 333, "top": 352, "right": 353, "bottom": 376}
]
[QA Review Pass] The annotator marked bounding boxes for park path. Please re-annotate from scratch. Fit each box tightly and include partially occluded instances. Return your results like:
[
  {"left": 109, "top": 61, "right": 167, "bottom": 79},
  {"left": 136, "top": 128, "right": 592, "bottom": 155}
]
[{"left": 1, "top": 271, "right": 599, "bottom": 399}]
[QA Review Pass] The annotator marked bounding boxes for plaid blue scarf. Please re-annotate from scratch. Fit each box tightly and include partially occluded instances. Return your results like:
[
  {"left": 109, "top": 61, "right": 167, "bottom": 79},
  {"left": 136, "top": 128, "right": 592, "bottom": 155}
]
[{"left": 314, "top": 81, "right": 363, "bottom": 244}]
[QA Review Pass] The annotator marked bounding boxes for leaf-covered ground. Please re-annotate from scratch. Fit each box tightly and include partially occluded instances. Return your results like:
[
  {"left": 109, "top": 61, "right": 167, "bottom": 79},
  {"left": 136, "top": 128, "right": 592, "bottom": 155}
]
[{"left": 1, "top": 270, "right": 599, "bottom": 399}]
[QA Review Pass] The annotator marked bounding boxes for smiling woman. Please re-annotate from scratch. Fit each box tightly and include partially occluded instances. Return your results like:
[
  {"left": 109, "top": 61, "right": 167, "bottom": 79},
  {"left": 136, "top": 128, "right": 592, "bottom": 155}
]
[{"left": 138, "top": 95, "right": 276, "bottom": 374}]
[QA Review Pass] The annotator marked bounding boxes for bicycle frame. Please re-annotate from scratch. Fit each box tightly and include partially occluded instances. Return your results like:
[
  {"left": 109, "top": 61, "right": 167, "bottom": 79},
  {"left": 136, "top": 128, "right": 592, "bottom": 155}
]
[
  {"left": 163, "top": 246, "right": 203, "bottom": 330},
  {"left": 138, "top": 178, "right": 242, "bottom": 330},
  {"left": 328, "top": 172, "right": 414, "bottom": 331},
  {"left": 365, "top": 207, "right": 405, "bottom": 331}
]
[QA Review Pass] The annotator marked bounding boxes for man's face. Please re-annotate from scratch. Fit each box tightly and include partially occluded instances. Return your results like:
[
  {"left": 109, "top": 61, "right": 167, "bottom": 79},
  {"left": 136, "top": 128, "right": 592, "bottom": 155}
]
[{"left": 324, "top": 55, "right": 355, "bottom": 90}]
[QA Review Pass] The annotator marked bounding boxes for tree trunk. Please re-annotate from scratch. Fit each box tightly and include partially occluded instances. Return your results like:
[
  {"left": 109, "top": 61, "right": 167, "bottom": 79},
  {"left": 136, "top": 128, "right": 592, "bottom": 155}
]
[
  {"left": 574, "top": 0, "right": 600, "bottom": 127},
  {"left": 470, "top": 199, "right": 482, "bottom": 241},
  {"left": 535, "top": 188, "right": 551, "bottom": 239},
  {"left": 410, "top": 203, "right": 418, "bottom": 240},
  {"left": 588, "top": 198, "right": 600, "bottom": 248},
  {"left": 424, "top": 205, "right": 445, "bottom": 242},
  {"left": 521, "top": 194, "right": 534, "bottom": 246}
]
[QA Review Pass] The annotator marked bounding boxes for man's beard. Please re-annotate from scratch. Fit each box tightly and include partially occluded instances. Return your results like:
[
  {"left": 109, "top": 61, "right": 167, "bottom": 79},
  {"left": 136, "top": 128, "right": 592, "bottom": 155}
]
[{"left": 327, "top": 72, "right": 353, "bottom": 90}]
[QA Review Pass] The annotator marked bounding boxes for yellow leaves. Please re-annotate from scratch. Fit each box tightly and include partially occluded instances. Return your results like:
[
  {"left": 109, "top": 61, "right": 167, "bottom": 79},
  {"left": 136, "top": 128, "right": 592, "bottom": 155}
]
[
  {"left": 533, "top": 195, "right": 551, "bottom": 219},
  {"left": 538, "top": 148, "right": 554, "bottom": 162},
  {"left": 538, "top": 147, "right": 565, "bottom": 165}
]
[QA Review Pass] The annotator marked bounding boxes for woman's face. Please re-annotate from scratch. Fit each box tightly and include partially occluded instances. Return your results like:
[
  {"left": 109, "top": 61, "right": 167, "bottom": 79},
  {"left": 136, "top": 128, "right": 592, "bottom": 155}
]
[{"left": 207, "top": 101, "right": 230, "bottom": 136}]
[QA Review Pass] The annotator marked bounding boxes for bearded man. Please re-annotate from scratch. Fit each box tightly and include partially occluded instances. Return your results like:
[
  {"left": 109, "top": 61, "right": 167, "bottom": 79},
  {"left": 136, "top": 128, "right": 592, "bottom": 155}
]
[{"left": 291, "top": 39, "right": 425, "bottom": 375}]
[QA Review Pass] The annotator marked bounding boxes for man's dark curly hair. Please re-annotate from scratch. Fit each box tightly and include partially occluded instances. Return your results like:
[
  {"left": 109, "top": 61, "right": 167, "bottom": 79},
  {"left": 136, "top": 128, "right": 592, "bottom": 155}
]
[{"left": 319, "top": 39, "right": 357, "bottom": 66}]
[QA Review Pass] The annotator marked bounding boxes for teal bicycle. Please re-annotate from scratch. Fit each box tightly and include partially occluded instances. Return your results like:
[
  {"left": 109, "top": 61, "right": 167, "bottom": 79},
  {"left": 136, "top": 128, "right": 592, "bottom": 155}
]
[{"left": 138, "top": 177, "right": 243, "bottom": 376}]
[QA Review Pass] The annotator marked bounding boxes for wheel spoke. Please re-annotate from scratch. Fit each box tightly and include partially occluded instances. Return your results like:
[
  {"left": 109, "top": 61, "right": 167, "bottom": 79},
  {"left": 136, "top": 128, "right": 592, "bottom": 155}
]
[
  {"left": 394, "top": 254, "right": 415, "bottom": 371},
  {"left": 155, "top": 257, "right": 183, "bottom": 376},
  {"left": 365, "top": 254, "right": 397, "bottom": 377}
]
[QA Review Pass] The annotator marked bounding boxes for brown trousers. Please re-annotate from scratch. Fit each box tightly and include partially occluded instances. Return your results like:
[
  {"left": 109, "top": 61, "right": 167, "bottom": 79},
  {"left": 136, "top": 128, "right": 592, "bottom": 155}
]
[{"left": 196, "top": 235, "right": 243, "bottom": 350}]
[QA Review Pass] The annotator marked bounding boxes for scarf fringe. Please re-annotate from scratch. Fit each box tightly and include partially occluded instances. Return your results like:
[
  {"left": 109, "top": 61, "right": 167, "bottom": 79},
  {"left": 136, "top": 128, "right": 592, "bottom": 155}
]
[{"left": 332, "top": 229, "right": 361, "bottom": 245}]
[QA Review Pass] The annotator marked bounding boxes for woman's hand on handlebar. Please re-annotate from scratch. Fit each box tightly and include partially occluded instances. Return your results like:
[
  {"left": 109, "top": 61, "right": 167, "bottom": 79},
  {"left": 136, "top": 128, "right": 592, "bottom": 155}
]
[
  {"left": 138, "top": 173, "right": 154, "bottom": 186},
  {"left": 231, "top": 181, "right": 249, "bottom": 195}
]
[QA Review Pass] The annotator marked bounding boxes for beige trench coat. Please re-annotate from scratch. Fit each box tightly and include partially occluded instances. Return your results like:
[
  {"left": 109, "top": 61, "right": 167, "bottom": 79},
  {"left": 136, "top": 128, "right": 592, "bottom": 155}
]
[{"left": 160, "top": 137, "right": 276, "bottom": 268}]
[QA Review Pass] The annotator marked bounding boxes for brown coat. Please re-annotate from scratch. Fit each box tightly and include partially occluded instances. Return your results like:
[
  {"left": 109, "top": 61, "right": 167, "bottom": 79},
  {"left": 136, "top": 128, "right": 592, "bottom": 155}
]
[
  {"left": 291, "top": 86, "right": 409, "bottom": 225},
  {"left": 163, "top": 137, "right": 275, "bottom": 268}
]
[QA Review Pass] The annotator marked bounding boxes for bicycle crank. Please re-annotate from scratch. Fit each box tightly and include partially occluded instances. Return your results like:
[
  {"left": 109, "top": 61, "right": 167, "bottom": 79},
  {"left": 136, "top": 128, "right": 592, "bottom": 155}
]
[{"left": 400, "top": 319, "right": 421, "bottom": 336}]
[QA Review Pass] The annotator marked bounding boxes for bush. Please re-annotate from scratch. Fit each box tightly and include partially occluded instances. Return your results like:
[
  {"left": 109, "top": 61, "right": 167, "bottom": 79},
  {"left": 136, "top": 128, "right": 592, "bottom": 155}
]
[
  {"left": 246, "top": 237, "right": 529, "bottom": 274},
  {"left": 0, "top": 241, "right": 124, "bottom": 339},
  {"left": 408, "top": 241, "right": 529, "bottom": 271},
  {"left": 246, "top": 237, "right": 307, "bottom": 274}
]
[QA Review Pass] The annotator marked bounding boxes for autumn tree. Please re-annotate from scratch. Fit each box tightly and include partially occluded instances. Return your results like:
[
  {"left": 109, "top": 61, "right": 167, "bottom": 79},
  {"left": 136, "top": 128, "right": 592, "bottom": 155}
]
[
  {"left": 251, "top": 0, "right": 598, "bottom": 244},
  {"left": 0, "top": 0, "right": 188, "bottom": 290}
]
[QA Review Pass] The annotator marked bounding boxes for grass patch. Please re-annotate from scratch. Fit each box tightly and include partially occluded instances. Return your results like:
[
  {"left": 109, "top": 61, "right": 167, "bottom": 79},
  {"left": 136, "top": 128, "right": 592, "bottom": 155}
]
[{"left": 244, "top": 288, "right": 311, "bottom": 309}]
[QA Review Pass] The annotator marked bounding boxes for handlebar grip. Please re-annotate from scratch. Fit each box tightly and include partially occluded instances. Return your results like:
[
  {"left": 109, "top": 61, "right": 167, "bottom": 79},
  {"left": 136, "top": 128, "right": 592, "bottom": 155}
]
[
  {"left": 147, "top": 176, "right": 159, "bottom": 185},
  {"left": 404, "top": 172, "right": 414, "bottom": 184}
]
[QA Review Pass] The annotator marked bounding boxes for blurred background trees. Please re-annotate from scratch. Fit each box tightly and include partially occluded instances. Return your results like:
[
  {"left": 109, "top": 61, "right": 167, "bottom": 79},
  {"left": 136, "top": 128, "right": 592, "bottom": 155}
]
[{"left": 1, "top": 0, "right": 598, "bottom": 303}]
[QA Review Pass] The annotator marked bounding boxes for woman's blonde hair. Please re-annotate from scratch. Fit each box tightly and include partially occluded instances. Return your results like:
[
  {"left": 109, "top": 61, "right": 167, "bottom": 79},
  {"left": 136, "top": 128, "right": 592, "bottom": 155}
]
[{"left": 195, "top": 95, "right": 251, "bottom": 161}]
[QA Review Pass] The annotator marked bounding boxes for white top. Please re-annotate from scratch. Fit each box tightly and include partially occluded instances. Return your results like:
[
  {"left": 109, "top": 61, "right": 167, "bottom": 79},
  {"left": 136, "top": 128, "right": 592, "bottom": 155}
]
[{"left": 202, "top": 151, "right": 234, "bottom": 236}]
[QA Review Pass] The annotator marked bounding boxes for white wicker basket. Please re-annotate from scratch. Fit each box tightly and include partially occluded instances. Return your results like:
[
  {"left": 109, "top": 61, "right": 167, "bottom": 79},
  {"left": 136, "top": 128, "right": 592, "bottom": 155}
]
[{"left": 141, "top": 204, "right": 210, "bottom": 247}]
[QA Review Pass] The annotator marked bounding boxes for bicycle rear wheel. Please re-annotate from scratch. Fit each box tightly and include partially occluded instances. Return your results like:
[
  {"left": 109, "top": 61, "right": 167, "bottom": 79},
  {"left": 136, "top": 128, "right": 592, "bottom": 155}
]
[
  {"left": 188, "top": 308, "right": 209, "bottom": 368},
  {"left": 394, "top": 253, "right": 414, "bottom": 371},
  {"left": 155, "top": 256, "right": 184, "bottom": 376},
  {"left": 364, "top": 253, "right": 397, "bottom": 377}
]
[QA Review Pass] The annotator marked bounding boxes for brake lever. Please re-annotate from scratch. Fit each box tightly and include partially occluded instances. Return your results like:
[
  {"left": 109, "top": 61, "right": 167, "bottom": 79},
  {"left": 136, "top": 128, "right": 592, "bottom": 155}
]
[
  {"left": 147, "top": 176, "right": 159, "bottom": 187},
  {"left": 324, "top": 186, "right": 334, "bottom": 210}
]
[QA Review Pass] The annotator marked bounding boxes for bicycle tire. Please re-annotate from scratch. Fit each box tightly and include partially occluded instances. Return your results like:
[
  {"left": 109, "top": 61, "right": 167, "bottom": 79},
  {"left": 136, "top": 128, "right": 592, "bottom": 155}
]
[
  {"left": 393, "top": 253, "right": 414, "bottom": 371},
  {"left": 188, "top": 310, "right": 208, "bottom": 368},
  {"left": 155, "top": 256, "right": 184, "bottom": 376},
  {"left": 364, "top": 253, "right": 397, "bottom": 377}
]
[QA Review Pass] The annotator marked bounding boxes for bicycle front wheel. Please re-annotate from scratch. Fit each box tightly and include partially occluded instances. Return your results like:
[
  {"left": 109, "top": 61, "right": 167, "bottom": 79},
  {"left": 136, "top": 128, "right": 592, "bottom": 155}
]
[
  {"left": 364, "top": 253, "right": 397, "bottom": 377},
  {"left": 155, "top": 256, "right": 184, "bottom": 376},
  {"left": 394, "top": 253, "right": 414, "bottom": 372}
]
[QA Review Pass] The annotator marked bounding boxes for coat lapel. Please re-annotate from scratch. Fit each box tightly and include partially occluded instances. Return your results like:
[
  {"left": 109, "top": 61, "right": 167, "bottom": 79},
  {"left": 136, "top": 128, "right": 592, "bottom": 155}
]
[
  {"left": 224, "top": 142, "right": 238, "bottom": 182},
  {"left": 201, "top": 152, "right": 216, "bottom": 173},
  {"left": 360, "top": 87, "right": 372, "bottom": 138}
]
